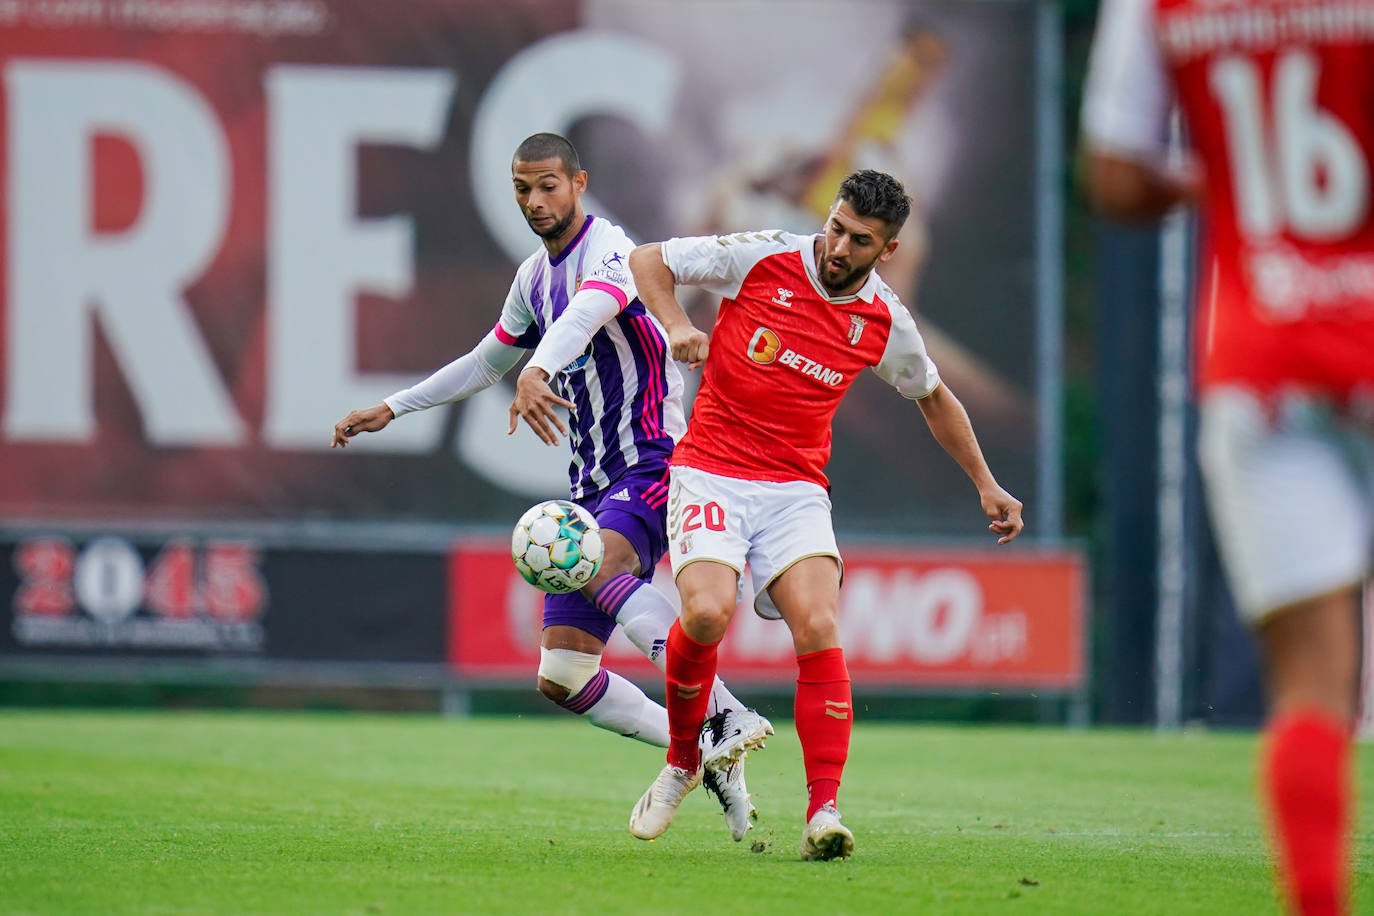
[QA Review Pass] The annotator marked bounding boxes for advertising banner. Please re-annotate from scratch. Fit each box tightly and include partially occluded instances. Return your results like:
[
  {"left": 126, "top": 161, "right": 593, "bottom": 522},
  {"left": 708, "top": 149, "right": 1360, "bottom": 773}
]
[
  {"left": 0, "top": 0, "right": 1045, "bottom": 538},
  {"left": 449, "top": 540, "right": 1086, "bottom": 691},
  {"left": 0, "top": 531, "right": 448, "bottom": 663}
]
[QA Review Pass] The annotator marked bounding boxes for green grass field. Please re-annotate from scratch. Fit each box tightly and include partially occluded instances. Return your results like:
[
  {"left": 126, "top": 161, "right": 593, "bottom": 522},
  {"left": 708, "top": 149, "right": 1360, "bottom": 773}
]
[{"left": 2, "top": 710, "right": 1372, "bottom": 914}]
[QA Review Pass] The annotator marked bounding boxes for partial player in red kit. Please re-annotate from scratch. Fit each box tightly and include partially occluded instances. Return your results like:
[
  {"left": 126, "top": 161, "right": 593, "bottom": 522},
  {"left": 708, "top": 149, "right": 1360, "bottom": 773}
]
[
  {"left": 624, "top": 169, "right": 1024, "bottom": 859},
  {"left": 1083, "top": 1, "right": 1374, "bottom": 912}
]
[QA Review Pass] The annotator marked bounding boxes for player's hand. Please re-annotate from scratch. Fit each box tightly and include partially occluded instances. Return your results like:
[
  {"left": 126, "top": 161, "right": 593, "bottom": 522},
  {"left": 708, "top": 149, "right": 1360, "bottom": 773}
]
[
  {"left": 669, "top": 325, "right": 710, "bottom": 370},
  {"left": 509, "top": 367, "right": 574, "bottom": 446},
  {"left": 331, "top": 403, "right": 394, "bottom": 448},
  {"left": 980, "top": 484, "right": 1024, "bottom": 545}
]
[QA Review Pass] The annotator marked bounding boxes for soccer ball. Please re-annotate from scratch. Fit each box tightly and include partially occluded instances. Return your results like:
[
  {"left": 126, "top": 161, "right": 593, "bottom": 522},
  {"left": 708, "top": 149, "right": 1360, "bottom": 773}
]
[{"left": 511, "top": 499, "right": 604, "bottom": 594}]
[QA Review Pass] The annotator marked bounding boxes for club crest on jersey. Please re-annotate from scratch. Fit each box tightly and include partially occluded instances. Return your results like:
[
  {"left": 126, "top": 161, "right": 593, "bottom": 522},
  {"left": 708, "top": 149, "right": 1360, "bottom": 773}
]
[
  {"left": 747, "top": 327, "right": 782, "bottom": 364},
  {"left": 846, "top": 314, "right": 866, "bottom": 346},
  {"left": 771, "top": 287, "right": 795, "bottom": 308}
]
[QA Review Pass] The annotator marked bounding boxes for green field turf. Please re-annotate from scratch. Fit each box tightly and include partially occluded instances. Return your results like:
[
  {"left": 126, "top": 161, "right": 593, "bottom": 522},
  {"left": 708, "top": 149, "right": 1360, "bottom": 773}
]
[{"left": 2, "top": 710, "right": 1371, "bottom": 914}]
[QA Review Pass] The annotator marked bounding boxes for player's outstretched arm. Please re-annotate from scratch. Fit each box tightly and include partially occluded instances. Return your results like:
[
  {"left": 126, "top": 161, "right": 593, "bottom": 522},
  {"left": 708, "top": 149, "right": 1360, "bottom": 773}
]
[
  {"left": 630, "top": 243, "right": 709, "bottom": 369},
  {"left": 915, "top": 382, "right": 1024, "bottom": 544},
  {"left": 330, "top": 330, "right": 523, "bottom": 449},
  {"left": 331, "top": 403, "right": 394, "bottom": 448}
]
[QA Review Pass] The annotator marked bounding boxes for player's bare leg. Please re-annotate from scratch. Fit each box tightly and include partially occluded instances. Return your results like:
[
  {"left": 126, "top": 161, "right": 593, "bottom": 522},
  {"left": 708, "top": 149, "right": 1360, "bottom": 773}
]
[
  {"left": 1255, "top": 587, "right": 1359, "bottom": 916},
  {"left": 772, "top": 556, "right": 854, "bottom": 861},
  {"left": 629, "top": 560, "right": 738, "bottom": 840}
]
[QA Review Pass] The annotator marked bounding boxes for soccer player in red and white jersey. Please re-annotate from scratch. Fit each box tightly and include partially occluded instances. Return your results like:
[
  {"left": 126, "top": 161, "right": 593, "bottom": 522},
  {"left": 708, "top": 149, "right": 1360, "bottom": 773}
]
[
  {"left": 1083, "top": 2, "right": 1374, "bottom": 912},
  {"left": 624, "top": 169, "right": 1024, "bottom": 859}
]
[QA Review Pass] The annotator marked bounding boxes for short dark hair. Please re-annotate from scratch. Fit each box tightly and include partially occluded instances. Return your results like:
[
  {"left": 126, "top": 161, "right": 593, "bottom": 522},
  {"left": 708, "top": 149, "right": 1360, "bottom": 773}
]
[
  {"left": 836, "top": 170, "right": 912, "bottom": 236},
  {"left": 512, "top": 132, "right": 582, "bottom": 177}
]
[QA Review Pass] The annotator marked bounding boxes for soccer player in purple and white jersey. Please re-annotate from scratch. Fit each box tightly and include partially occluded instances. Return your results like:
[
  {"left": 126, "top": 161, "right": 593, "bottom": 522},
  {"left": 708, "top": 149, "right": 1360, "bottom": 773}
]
[{"left": 331, "top": 133, "right": 770, "bottom": 842}]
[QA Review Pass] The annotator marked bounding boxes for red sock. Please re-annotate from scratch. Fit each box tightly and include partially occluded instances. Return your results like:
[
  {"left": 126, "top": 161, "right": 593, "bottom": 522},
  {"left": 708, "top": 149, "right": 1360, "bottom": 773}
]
[
  {"left": 664, "top": 620, "right": 717, "bottom": 771},
  {"left": 795, "top": 647, "right": 851, "bottom": 819},
  {"left": 1263, "top": 710, "right": 1350, "bottom": 916}
]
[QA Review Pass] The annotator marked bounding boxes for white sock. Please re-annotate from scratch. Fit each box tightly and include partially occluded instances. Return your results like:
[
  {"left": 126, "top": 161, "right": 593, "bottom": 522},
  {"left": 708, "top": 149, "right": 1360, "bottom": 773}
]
[
  {"left": 576, "top": 669, "right": 669, "bottom": 746},
  {"left": 608, "top": 575, "right": 748, "bottom": 717}
]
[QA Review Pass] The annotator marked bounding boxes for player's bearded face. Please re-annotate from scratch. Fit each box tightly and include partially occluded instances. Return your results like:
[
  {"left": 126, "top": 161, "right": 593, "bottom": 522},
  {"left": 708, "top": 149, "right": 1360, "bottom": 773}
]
[
  {"left": 512, "top": 158, "right": 583, "bottom": 240},
  {"left": 818, "top": 203, "right": 898, "bottom": 295}
]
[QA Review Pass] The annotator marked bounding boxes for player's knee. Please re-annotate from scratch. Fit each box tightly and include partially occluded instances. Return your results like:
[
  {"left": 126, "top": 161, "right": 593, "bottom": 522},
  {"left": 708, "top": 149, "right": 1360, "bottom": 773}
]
[
  {"left": 787, "top": 610, "right": 841, "bottom": 654},
  {"left": 680, "top": 598, "right": 733, "bottom": 643},
  {"left": 537, "top": 647, "right": 601, "bottom": 706},
  {"left": 581, "top": 533, "right": 642, "bottom": 594}
]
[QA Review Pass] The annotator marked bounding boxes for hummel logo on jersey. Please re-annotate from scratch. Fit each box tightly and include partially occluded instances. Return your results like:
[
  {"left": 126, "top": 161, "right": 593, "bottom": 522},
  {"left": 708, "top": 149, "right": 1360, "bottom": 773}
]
[
  {"left": 609, "top": 488, "right": 632, "bottom": 502},
  {"left": 771, "top": 287, "right": 795, "bottom": 307}
]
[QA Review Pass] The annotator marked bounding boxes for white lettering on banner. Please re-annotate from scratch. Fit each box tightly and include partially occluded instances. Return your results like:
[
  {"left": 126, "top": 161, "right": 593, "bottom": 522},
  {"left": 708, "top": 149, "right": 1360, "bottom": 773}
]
[
  {"left": 264, "top": 66, "right": 456, "bottom": 450},
  {"left": 1, "top": 41, "right": 682, "bottom": 485},
  {"left": 11, "top": 535, "right": 267, "bottom": 650},
  {"left": 3, "top": 61, "right": 456, "bottom": 451},
  {"left": 730, "top": 566, "right": 1029, "bottom": 667},
  {"left": 4, "top": 61, "right": 243, "bottom": 444},
  {"left": 73, "top": 537, "right": 145, "bottom": 624}
]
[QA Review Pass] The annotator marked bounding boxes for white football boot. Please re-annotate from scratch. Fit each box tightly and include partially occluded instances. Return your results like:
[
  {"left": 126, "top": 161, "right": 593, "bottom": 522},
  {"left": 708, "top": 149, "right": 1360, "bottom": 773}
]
[
  {"left": 699, "top": 708, "right": 774, "bottom": 772},
  {"left": 629, "top": 764, "right": 702, "bottom": 840},
  {"left": 800, "top": 804, "right": 855, "bottom": 861},
  {"left": 702, "top": 758, "right": 757, "bottom": 841}
]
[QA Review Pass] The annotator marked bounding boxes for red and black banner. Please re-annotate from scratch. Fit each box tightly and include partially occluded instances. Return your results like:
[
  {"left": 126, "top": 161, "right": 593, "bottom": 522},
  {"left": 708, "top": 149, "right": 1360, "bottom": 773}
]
[{"left": 0, "top": 0, "right": 1044, "bottom": 538}]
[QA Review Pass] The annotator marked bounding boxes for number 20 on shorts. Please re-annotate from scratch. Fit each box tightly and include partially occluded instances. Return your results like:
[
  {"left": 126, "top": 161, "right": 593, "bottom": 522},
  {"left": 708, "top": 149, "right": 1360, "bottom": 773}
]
[{"left": 681, "top": 502, "right": 726, "bottom": 533}]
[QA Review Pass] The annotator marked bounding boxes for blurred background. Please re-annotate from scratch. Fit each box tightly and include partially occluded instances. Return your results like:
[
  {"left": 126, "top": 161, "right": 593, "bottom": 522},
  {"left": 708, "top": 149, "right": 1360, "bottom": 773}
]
[{"left": 0, "top": 0, "right": 1309, "bottom": 730}]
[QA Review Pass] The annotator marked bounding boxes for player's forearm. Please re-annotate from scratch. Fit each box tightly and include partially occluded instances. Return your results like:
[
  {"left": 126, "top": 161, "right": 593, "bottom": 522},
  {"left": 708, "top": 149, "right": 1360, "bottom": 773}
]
[
  {"left": 385, "top": 331, "right": 520, "bottom": 417},
  {"left": 917, "top": 384, "right": 998, "bottom": 491},
  {"left": 526, "top": 287, "right": 620, "bottom": 378},
  {"left": 630, "top": 243, "right": 693, "bottom": 334},
  {"left": 1083, "top": 150, "right": 1197, "bottom": 221}
]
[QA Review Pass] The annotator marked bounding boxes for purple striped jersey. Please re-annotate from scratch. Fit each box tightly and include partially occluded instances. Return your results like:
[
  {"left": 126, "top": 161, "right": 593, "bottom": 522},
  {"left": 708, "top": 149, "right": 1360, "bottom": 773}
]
[{"left": 493, "top": 215, "right": 686, "bottom": 499}]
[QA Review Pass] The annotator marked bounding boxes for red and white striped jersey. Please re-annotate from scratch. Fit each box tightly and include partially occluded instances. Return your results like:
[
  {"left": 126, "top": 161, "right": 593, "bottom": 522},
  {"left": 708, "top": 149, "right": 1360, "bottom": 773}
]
[
  {"left": 662, "top": 230, "right": 940, "bottom": 488},
  {"left": 1083, "top": 0, "right": 1374, "bottom": 398}
]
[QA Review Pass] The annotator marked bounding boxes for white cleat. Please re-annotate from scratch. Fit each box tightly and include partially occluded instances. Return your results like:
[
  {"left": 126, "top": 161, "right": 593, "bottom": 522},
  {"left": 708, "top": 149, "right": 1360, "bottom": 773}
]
[
  {"left": 629, "top": 764, "right": 701, "bottom": 840},
  {"left": 800, "top": 804, "right": 855, "bottom": 861},
  {"left": 699, "top": 708, "right": 774, "bottom": 772},
  {"left": 702, "top": 758, "right": 757, "bottom": 842}
]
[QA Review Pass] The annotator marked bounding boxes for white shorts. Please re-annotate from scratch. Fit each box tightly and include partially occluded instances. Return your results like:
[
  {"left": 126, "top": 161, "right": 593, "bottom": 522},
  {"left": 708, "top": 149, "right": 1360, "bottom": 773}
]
[
  {"left": 667, "top": 465, "right": 842, "bottom": 620},
  {"left": 1198, "top": 387, "right": 1374, "bottom": 622}
]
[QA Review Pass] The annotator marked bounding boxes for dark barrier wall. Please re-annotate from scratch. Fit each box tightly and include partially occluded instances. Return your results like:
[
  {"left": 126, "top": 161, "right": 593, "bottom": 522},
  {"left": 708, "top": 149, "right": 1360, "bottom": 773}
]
[{"left": 0, "top": 533, "right": 447, "bottom": 664}]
